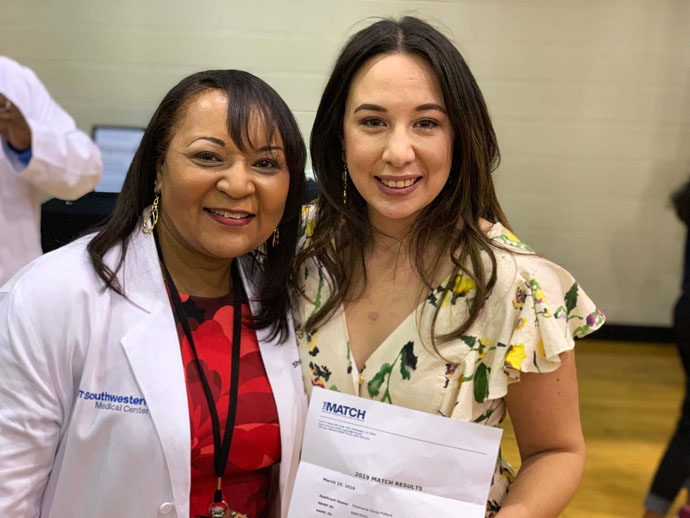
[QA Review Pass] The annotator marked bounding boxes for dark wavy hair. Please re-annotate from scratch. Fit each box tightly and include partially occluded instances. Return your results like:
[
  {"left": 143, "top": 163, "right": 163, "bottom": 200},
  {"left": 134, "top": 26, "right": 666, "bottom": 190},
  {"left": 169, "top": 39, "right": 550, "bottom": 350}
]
[
  {"left": 672, "top": 180, "right": 690, "bottom": 227},
  {"left": 88, "top": 69, "right": 306, "bottom": 341},
  {"left": 296, "top": 16, "right": 509, "bottom": 346}
]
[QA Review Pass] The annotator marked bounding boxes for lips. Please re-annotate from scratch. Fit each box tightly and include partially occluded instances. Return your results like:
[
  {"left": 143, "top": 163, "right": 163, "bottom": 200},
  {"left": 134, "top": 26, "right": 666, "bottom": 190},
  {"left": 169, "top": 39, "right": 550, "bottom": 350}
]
[
  {"left": 378, "top": 177, "right": 419, "bottom": 188},
  {"left": 375, "top": 176, "right": 422, "bottom": 189},
  {"left": 373, "top": 175, "right": 423, "bottom": 196},
  {"left": 206, "top": 208, "right": 254, "bottom": 220}
]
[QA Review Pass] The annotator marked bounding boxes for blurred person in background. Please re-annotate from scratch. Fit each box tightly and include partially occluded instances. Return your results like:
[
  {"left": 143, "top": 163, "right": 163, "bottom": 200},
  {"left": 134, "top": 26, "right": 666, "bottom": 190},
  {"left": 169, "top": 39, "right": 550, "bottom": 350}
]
[
  {"left": 643, "top": 180, "right": 690, "bottom": 518},
  {"left": 0, "top": 56, "right": 102, "bottom": 286}
]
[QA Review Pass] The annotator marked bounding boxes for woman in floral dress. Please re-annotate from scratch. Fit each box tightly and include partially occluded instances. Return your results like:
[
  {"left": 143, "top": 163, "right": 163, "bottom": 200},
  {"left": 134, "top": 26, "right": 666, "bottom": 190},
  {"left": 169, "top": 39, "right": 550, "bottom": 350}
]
[{"left": 293, "top": 16, "right": 604, "bottom": 518}]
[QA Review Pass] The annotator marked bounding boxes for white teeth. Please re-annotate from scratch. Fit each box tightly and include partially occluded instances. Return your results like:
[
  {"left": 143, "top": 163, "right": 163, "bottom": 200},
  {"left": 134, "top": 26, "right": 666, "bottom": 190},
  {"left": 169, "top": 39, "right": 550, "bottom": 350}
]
[
  {"left": 209, "top": 209, "right": 247, "bottom": 219},
  {"left": 381, "top": 178, "right": 417, "bottom": 188}
]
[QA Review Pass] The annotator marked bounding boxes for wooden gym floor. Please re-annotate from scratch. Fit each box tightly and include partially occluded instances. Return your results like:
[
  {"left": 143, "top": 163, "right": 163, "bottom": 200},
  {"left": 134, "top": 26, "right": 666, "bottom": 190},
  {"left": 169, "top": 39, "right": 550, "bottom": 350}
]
[{"left": 501, "top": 339, "right": 687, "bottom": 517}]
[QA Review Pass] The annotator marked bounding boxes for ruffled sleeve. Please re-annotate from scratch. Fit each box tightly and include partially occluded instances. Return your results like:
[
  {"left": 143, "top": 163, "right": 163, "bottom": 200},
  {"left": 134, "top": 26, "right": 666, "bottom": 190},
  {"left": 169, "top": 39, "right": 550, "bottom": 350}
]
[
  {"left": 294, "top": 204, "right": 325, "bottom": 332},
  {"left": 297, "top": 204, "right": 317, "bottom": 253},
  {"left": 484, "top": 257, "right": 604, "bottom": 399}
]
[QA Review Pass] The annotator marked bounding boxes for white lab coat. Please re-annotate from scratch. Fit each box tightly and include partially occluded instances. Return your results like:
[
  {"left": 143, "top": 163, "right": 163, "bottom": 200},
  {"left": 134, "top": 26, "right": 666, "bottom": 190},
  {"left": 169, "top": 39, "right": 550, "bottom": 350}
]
[
  {"left": 0, "top": 56, "right": 103, "bottom": 286},
  {"left": 0, "top": 227, "right": 307, "bottom": 518}
]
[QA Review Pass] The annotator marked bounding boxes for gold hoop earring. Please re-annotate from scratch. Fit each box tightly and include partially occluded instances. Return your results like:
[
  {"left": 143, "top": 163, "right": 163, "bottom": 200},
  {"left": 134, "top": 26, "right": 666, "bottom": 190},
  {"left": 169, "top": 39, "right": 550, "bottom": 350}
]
[
  {"left": 271, "top": 228, "right": 280, "bottom": 247},
  {"left": 142, "top": 194, "right": 159, "bottom": 234},
  {"left": 342, "top": 162, "right": 348, "bottom": 206}
]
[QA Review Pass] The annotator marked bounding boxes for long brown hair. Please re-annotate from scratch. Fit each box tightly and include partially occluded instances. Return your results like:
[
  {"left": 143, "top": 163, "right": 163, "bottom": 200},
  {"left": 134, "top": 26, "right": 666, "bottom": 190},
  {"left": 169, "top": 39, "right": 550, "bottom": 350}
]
[{"left": 295, "top": 16, "right": 509, "bottom": 347}]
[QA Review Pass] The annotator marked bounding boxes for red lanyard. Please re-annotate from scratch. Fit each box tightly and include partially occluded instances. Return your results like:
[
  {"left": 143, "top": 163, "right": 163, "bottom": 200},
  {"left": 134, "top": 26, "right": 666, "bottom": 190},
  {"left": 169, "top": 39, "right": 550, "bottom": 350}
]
[{"left": 154, "top": 231, "right": 245, "bottom": 518}]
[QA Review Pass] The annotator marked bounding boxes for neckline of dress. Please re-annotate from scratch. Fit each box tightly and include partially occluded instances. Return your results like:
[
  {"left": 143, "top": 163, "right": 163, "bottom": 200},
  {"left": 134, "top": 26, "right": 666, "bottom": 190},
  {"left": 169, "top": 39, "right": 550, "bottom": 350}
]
[{"left": 343, "top": 221, "right": 509, "bottom": 380}]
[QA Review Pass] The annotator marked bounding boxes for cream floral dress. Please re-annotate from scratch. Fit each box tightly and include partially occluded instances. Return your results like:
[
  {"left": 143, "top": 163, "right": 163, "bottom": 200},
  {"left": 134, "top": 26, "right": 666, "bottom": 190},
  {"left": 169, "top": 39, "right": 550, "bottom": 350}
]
[{"left": 293, "top": 207, "right": 605, "bottom": 517}]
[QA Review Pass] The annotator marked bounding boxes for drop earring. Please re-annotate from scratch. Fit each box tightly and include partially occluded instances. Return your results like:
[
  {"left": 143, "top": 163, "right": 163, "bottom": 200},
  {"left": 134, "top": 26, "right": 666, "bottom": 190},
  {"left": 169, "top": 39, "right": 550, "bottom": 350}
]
[
  {"left": 142, "top": 193, "right": 159, "bottom": 234},
  {"left": 272, "top": 228, "right": 280, "bottom": 247}
]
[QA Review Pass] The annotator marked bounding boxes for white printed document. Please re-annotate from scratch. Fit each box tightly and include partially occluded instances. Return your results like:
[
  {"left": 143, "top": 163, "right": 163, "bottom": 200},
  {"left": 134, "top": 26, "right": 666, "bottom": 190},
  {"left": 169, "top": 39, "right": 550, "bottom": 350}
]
[{"left": 288, "top": 387, "right": 502, "bottom": 518}]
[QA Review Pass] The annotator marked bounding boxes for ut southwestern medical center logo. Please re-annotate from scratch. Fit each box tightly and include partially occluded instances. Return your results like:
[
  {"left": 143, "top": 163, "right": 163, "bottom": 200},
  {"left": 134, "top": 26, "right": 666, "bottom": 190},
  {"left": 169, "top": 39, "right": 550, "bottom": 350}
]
[
  {"left": 78, "top": 389, "right": 149, "bottom": 415},
  {"left": 322, "top": 400, "right": 367, "bottom": 421}
]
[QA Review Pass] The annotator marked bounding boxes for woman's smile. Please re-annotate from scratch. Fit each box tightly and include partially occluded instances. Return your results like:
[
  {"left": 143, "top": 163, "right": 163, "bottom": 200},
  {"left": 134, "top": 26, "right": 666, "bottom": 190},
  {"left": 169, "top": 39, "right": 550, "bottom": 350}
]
[
  {"left": 205, "top": 207, "right": 255, "bottom": 226},
  {"left": 374, "top": 175, "right": 423, "bottom": 195}
]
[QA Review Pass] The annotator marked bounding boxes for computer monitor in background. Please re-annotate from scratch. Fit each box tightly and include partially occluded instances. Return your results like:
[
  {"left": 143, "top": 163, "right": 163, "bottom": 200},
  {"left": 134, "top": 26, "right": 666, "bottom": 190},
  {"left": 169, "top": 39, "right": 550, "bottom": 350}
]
[
  {"left": 40, "top": 125, "right": 145, "bottom": 252},
  {"left": 92, "top": 125, "right": 145, "bottom": 194}
]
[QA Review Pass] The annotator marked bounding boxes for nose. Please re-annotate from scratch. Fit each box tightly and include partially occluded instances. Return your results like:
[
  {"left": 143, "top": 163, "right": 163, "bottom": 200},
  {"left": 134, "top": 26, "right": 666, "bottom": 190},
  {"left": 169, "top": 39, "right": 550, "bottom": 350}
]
[
  {"left": 216, "top": 161, "right": 256, "bottom": 199},
  {"left": 381, "top": 126, "right": 415, "bottom": 168}
]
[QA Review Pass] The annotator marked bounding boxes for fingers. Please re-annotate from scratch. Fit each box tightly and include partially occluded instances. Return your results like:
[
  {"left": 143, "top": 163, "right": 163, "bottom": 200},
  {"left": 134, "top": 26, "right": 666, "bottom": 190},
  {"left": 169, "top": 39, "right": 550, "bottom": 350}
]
[
  {"left": 0, "top": 96, "right": 27, "bottom": 124},
  {"left": 0, "top": 95, "right": 9, "bottom": 140},
  {"left": 0, "top": 115, "right": 10, "bottom": 136},
  {"left": 0, "top": 115, "right": 11, "bottom": 136},
  {"left": 0, "top": 93, "right": 11, "bottom": 112},
  {"left": 0, "top": 94, "right": 31, "bottom": 149},
  {"left": 0, "top": 114, "right": 14, "bottom": 139},
  {"left": 0, "top": 97, "right": 26, "bottom": 122}
]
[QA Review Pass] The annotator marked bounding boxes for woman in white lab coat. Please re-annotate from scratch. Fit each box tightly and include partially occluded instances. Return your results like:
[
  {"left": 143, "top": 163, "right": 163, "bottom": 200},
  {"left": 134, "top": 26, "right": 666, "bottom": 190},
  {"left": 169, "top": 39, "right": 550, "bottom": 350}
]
[{"left": 0, "top": 69, "right": 307, "bottom": 518}]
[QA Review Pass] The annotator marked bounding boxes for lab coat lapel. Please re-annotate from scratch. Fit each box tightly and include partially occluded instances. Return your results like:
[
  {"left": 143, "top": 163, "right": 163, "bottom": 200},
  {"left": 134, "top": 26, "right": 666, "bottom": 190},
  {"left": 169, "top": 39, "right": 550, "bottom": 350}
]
[
  {"left": 237, "top": 258, "right": 299, "bottom": 424},
  {"left": 237, "top": 258, "right": 307, "bottom": 517},
  {"left": 118, "top": 230, "right": 191, "bottom": 507}
]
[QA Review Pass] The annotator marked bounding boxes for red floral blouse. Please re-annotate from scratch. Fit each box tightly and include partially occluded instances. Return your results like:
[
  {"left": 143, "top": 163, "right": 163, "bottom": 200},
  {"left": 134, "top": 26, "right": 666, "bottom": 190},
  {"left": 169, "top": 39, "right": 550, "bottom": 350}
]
[{"left": 169, "top": 290, "right": 281, "bottom": 518}]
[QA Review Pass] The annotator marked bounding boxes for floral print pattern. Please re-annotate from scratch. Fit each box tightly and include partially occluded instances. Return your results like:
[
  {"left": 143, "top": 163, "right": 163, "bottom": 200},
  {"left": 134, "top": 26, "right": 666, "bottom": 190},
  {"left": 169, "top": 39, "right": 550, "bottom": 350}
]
[
  {"left": 366, "top": 341, "right": 419, "bottom": 403},
  {"left": 293, "top": 207, "right": 604, "bottom": 517}
]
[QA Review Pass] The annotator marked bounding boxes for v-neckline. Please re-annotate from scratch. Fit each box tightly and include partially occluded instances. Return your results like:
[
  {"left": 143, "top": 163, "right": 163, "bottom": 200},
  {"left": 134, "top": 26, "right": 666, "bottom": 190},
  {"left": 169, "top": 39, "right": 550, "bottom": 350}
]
[
  {"left": 340, "top": 221, "right": 505, "bottom": 380},
  {"left": 341, "top": 277, "right": 443, "bottom": 378},
  {"left": 340, "top": 295, "right": 416, "bottom": 374}
]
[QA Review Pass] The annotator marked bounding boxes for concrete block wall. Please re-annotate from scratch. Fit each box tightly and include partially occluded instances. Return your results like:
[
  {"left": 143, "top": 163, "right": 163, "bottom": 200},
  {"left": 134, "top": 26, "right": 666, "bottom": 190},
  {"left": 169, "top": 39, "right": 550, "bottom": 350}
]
[{"left": 2, "top": 0, "right": 689, "bottom": 325}]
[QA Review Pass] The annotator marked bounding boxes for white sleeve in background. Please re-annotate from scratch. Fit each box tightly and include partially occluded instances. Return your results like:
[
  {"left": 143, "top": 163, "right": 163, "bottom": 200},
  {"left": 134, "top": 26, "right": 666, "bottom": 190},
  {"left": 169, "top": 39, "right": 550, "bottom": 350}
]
[{"left": 9, "top": 63, "right": 103, "bottom": 200}]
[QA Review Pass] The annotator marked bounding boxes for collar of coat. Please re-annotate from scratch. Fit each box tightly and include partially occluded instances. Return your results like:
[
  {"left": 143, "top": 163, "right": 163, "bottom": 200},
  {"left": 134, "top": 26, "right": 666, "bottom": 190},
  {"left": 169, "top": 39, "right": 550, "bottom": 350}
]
[{"left": 111, "top": 225, "right": 262, "bottom": 316}]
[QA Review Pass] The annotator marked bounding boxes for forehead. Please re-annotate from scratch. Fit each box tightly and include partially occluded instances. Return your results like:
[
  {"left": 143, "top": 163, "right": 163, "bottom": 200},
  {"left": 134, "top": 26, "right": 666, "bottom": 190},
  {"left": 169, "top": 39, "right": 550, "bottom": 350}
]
[
  {"left": 173, "top": 89, "right": 282, "bottom": 147},
  {"left": 176, "top": 89, "right": 228, "bottom": 132},
  {"left": 347, "top": 53, "right": 445, "bottom": 107}
]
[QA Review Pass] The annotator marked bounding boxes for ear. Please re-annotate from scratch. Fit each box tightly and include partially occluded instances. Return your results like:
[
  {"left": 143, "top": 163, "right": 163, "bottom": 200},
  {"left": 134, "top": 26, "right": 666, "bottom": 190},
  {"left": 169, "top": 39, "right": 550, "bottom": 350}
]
[
  {"left": 154, "top": 162, "right": 164, "bottom": 194},
  {"left": 339, "top": 127, "right": 347, "bottom": 162}
]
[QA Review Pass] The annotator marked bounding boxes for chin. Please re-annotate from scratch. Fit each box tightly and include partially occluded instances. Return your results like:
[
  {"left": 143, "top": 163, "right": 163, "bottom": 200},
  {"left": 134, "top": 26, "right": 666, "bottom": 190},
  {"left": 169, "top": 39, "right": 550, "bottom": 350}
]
[
  {"left": 204, "top": 241, "right": 257, "bottom": 260},
  {"left": 376, "top": 203, "right": 425, "bottom": 221}
]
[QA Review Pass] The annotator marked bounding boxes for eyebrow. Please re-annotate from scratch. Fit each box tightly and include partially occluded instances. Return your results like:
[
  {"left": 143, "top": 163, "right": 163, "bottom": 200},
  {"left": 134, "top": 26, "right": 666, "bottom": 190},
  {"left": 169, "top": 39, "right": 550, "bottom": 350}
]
[
  {"left": 191, "top": 136, "right": 225, "bottom": 146},
  {"left": 353, "top": 103, "right": 447, "bottom": 114},
  {"left": 353, "top": 103, "right": 387, "bottom": 113},
  {"left": 416, "top": 103, "right": 447, "bottom": 114}
]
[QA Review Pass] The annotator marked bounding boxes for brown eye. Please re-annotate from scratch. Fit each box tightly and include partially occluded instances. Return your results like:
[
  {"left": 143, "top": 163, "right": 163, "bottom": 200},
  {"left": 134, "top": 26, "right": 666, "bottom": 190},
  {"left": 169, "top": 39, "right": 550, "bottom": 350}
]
[
  {"left": 360, "top": 118, "right": 386, "bottom": 128},
  {"left": 253, "top": 158, "right": 279, "bottom": 169},
  {"left": 194, "top": 151, "right": 222, "bottom": 162},
  {"left": 416, "top": 119, "right": 440, "bottom": 129}
]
